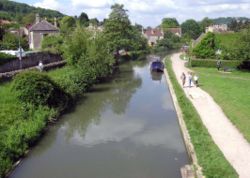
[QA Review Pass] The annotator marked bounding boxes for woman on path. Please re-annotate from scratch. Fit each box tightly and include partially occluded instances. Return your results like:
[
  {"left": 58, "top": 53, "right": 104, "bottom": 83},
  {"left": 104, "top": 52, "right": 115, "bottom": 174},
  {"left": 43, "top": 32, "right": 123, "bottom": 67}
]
[
  {"left": 180, "top": 72, "right": 186, "bottom": 87},
  {"left": 187, "top": 72, "right": 192, "bottom": 88}
]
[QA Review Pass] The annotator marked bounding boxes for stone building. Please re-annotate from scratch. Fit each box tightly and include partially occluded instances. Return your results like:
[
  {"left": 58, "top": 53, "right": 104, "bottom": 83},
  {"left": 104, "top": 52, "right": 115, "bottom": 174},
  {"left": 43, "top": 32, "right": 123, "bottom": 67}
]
[
  {"left": 142, "top": 27, "right": 164, "bottom": 46},
  {"left": 205, "top": 24, "right": 228, "bottom": 33},
  {"left": 29, "top": 14, "right": 59, "bottom": 50},
  {"left": 165, "top": 27, "right": 182, "bottom": 37}
]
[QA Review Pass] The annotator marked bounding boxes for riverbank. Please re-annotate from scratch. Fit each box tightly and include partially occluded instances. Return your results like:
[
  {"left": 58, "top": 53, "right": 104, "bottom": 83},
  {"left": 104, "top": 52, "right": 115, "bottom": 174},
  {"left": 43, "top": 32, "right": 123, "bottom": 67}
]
[
  {"left": 164, "top": 54, "right": 238, "bottom": 178},
  {"left": 170, "top": 53, "right": 250, "bottom": 177},
  {"left": 0, "top": 64, "right": 115, "bottom": 177}
]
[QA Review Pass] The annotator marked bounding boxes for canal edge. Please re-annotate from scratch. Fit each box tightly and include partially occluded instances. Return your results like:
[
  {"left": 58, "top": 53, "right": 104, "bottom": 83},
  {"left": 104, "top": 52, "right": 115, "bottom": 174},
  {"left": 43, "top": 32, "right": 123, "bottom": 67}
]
[{"left": 163, "top": 61, "right": 204, "bottom": 178}]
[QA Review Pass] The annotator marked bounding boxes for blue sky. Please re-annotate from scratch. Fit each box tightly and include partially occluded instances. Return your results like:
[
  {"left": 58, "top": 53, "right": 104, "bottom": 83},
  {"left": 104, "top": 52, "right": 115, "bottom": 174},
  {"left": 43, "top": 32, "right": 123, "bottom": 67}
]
[{"left": 15, "top": 0, "right": 250, "bottom": 27}]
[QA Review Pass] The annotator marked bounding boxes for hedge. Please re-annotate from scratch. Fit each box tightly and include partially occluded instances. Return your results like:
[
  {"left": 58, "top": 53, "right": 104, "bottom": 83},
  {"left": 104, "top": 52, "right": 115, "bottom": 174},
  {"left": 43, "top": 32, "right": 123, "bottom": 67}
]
[
  {"left": 0, "top": 52, "right": 16, "bottom": 66},
  {"left": 190, "top": 59, "right": 243, "bottom": 68}
]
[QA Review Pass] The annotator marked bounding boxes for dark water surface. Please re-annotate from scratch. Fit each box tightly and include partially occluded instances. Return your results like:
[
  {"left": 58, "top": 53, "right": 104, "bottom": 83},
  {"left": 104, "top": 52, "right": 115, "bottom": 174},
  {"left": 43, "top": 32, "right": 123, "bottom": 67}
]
[{"left": 10, "top": 59, "right": 189, "bottom": 178}]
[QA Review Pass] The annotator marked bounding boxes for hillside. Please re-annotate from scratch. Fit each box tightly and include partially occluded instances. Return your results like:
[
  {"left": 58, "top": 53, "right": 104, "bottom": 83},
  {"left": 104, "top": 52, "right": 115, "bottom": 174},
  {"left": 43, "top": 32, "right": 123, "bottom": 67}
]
[
  {"left": 215, "top": 33, "right": 240, "bottom": 49},
  {"left": 0, "top": 0, "right": 64, "bottom": 22},
  {"left": 212, "top": 17, "right": 250, "bottom": 25}
]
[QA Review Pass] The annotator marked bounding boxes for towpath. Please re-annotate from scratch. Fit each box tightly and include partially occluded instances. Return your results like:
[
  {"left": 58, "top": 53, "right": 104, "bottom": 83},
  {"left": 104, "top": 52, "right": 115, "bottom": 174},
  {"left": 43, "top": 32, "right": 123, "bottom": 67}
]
[{"left": 170, "top": 53, "right": 250, "bottom": 178}]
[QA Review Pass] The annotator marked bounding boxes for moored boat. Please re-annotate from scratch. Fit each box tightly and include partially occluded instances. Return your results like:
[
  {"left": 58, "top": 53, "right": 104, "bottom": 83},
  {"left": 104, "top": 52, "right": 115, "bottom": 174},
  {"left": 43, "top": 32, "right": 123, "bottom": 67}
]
[{"left": 150, "top": 58, "right": 164, "bottom": 72}]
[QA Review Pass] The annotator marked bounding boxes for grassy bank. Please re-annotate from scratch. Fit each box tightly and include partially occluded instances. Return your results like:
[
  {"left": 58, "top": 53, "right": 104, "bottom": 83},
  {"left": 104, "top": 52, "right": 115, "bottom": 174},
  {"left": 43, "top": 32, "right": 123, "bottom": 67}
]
[
  {"left": 193, "top": 67, "right": 250, "bottom": 142},
  {"left": 0, "top": 82, "right": 55, "bottom": 177},
  {"left": 165, "top": 58, "right": 238, "bottom": 178}
]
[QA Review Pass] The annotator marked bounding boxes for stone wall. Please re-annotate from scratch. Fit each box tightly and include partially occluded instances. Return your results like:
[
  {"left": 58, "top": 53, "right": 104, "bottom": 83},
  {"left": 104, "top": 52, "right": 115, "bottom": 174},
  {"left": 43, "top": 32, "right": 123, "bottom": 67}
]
[{"left": 0, "top": 52, "right": 63, "bottom": 73}]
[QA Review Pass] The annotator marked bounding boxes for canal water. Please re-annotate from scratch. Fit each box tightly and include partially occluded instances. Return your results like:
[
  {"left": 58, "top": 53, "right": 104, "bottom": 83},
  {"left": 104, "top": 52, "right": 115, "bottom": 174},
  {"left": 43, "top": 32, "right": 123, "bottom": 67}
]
[{"left": 10, "top": 58, "right": 189, "bottom": 178}]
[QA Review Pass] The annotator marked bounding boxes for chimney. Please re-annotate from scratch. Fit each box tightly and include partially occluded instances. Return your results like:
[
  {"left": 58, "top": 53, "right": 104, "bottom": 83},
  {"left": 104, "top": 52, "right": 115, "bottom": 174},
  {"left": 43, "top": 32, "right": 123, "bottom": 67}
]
[
  {"left": 35, "top": 14, "right": 40, "bottom": 24},
  {"left": 54, "top": 17, "right": 57, "bottom": 28}
]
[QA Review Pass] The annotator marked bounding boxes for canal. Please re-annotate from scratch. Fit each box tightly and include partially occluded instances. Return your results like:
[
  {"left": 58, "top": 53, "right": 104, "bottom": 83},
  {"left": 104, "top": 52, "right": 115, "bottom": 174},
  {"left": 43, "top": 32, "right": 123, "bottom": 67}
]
[{"left": 10, "top": 58, "right": 189, "bottom": 178}]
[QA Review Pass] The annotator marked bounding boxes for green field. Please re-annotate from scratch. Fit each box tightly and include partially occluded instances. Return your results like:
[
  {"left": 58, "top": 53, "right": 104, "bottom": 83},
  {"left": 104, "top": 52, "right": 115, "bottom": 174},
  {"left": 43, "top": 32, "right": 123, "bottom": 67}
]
[
  {"left": 165, "top": 58, "right": 237, "bottom": 178},
  {"left": 193, "top": 67, "right": 250, "bottom": 142},
  {"left": 215, "top": 33, "right": 240, "bottom": 50}
]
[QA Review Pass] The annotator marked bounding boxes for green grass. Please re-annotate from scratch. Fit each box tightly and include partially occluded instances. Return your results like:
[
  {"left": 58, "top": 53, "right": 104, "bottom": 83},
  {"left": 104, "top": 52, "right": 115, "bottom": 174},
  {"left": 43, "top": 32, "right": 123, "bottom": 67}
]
[
  {"left": 0, "top": 81, "right": 55, "bottom": 177},
  {"left": 215, "top": 33, "right": 240, "bottom": 50},
  {"left": 193, "top": 67, "right": 250, "bottom": 142},
  {"left": 165, "top": 58, "right": 238, "bottom": 178}
]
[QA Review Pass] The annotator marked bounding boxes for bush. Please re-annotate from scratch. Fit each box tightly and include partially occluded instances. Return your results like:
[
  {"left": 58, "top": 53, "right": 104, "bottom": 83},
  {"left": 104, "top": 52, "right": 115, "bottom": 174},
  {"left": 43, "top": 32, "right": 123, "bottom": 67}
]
[
  {"left": 190, "top": 59, "right": 242, "bottom": 68},
  {"left": 0, "top": 52, "right": 16, "bottom": 65},
  {"left": 192, "top": 32, "right": 218, "bottom": 59},
  {"left": 12, "top": 71, "right": 70, "bottom": 110},
  {"left": 41, "top": 35, "right": 64, "bottom": 54}
]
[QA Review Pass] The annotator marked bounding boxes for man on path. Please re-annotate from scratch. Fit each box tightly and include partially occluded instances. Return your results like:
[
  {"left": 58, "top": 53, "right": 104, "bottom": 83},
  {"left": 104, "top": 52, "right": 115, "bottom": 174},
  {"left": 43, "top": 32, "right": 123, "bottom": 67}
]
[{"left": 180, "top": 72, "right": 186, "bottom": 87}]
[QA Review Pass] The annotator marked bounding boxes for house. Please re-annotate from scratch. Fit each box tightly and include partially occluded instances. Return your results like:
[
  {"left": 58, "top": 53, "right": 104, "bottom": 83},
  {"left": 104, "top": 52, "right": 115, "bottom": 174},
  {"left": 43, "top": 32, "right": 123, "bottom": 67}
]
[
  {"left": 205, "top": 24, "right": 228, "bottom": 33},
  {"left": 165, "top": 27, "right": 182, "bottom": 37},
  {"left": 142, "top": 27, "right": 164, "bottom": 46},
  {"left": 28, "top": 14, "right": 59, "bottom": 49}
]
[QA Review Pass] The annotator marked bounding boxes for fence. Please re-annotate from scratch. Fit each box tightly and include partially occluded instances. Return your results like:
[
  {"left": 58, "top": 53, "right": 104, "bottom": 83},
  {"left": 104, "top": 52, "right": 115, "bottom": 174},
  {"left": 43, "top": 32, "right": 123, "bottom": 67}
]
[{"left": 0, "top": 52, "right": 63, "bottom": 73}]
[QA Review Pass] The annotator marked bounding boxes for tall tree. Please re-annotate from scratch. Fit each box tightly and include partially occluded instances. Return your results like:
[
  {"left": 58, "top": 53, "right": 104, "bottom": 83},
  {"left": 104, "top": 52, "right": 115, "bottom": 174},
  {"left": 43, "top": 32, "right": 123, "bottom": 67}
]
[
  {"left": 78, "top": 12, "right": 89, "bottom": 27},
  {"left": 181, "top": 19, "right": 202, "bottom": 39},
  {"left": 200, "top": 17, "right": 213, "bottom": 32},
  {"left": 161, "top": 18, "right": 179, "bottom": 30},
  {"left": 89, "top": 18, "right": 99, "bottom": 26},
  {"left": 60, "top": 16, "right": 76, "bottom": 34},
  {"left": 103, "top": 4, "right": 133, "bottom": 53}
]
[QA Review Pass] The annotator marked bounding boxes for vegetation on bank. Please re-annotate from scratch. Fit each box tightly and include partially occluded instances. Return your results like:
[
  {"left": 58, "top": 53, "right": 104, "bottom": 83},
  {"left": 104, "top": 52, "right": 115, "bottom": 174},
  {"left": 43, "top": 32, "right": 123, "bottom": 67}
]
[
  {"left": 0, "top": 52, "right": 16, "bottom": 66},
  {"left": 165, "top": 58, "right": 238, "bottom": 178},
  {"left": 193, "top": 67, "right": 250, "bottom": 142},
  {"left": 0, "top": 3, "right": 148, "bottom": 177}
]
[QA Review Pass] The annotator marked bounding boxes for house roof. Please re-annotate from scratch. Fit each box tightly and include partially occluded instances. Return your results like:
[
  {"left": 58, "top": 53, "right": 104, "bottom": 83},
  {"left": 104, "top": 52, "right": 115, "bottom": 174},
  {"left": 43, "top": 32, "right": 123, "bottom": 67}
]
[
  {"left": 166, "top": 27, "right": 182, "bottom": 34},
  {"left": 143, "top": 28, "right": 163, "bottom": 37},
  {"left": 29, "top": 20, "right": 59, "bottom": 32}
]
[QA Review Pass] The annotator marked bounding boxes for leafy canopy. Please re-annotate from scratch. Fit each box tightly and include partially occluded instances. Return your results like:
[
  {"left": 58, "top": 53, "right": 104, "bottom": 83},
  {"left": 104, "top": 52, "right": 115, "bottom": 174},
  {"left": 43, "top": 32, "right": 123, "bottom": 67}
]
[
  {"left": 181, "top": 19, "right": 202, "bottom": 39},
  {"left": 161, "top": 18, "right": 179, "bottom": 31},
  {"left": 103, "top": 4, "right": 147, "bottom": 54},
  {"left": 192, "top": 32, "right": 218, "bottom": 58}
]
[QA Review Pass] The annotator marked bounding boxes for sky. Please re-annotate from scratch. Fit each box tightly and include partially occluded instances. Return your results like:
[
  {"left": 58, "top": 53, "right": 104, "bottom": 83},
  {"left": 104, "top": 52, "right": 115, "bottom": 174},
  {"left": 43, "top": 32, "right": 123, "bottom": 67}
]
[{"left": 15, "top": 0, "right": 250, "bottom": 27}]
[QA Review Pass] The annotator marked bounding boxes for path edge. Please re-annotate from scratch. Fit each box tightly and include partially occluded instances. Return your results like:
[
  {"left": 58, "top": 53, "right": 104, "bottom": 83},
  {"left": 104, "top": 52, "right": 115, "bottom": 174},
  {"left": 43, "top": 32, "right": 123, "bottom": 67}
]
[{"left": 163, "top": 56, "right": 204, "bottom": 178}]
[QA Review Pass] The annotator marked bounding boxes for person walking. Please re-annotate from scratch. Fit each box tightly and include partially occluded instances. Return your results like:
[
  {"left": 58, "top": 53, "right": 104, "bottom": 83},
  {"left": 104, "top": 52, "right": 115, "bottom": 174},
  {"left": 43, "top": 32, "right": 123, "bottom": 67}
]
[
  {"left": 217, "top": 60, "right": 222, "bottom": 71},
  {"left": 187, "top": 72, "right": 192, "bottom": 88},
  {"left": 180, "top": 72, "right": 186, "bottom": 87},
  {"left": 193, "top": 74, "right": 199, "bottom": 87}
]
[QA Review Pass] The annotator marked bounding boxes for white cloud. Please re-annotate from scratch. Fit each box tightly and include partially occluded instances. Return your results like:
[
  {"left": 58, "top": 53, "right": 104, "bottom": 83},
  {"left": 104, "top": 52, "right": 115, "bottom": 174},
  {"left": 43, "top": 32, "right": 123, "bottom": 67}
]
[
  {"left": 34, "top": 0, "right": 61, "bottom": 10},
  {"left": 31, "top": 0, "right": 250, "bottom": 26},
  {"left": 71, "top": 0, "right": 112, "bottom": 8}
]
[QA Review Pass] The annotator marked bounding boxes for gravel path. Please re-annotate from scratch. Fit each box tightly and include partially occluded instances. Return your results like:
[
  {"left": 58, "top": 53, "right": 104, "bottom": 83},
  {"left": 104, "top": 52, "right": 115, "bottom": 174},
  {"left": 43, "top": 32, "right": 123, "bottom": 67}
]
[{"left": 170, "top": 53, "right": 250, "bottom": 178}]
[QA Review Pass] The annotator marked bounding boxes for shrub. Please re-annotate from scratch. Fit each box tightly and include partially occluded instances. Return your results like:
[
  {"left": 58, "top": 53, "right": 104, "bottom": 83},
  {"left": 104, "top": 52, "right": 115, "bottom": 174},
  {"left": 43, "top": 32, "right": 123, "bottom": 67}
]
[
  {"left": 0, "top": 52, "right": 16, "bottom": 65},
  {"left": 12, "top": 71, "right": 70, "bottom": 110},
  {"left": 190, "top": 59, "right": 242, "bottom": 68},
  {"left": 41, "top": 35, "right": 64, "bottom": 54},
  {"left": 192, "top": 32, "right": 218, "bottom": 59}
]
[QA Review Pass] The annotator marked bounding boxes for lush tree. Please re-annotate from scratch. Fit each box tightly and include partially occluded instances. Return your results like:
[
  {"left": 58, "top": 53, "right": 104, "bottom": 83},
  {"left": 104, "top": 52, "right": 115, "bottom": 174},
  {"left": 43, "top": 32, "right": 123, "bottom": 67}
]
[
  {"left": 0, "top": 33, "right": 28, "bottom": 50},
  {"left": 78, "top": 12, "right": 89, "bottom": 27},
  {"left": 154, "top": 31, "right": 181, "bottom": 52},
  {"left": 21, "top": 13, "right": 35, "bottom": 25},
  {"left": 0, "top": 26, "right": 5, "bottom": 41},
  {"left": 192, "top": 32, "right": 218, "bottom": 58},
  {"left": 12, "top": 71, "right": 70, "bottom": 109},
  {"left": 103, "top": 4, "right": 133, "bottom": 53},
  {"left": 41, "top": 35, "right": 64, "bottom": 54},
  {"left": 89, "top": 18, "right": 99, "bottom": 26},
  {"left": 103, "top": 3, "right": 147, "bottom": 55},
  {"left": 233, "top": 28, "right": 250, "bottom": 60},
  {"left": 63, "top": 27, "right": 90, "bottom": 65},
  {"left": 228, "top": 19, "right": 250, "bottom": 32},
  {"left": 200, "top": 17, "right": 213, "bottom": 32},
  {"left": 181, "top": 19, "right": 202, "bottom": 39},
  {"left": 60, "top": 16, "right": 76, "bottom": 34},
  {"left": 161, "top": 18, "right": 179, "bottom": 30}
]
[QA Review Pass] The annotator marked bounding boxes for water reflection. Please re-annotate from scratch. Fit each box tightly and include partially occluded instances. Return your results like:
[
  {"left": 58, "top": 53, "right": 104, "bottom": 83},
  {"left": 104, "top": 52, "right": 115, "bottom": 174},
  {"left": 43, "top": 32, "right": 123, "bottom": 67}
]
[
  {"left": 10, "top": 58, "right": 189, "bottom": 178},
  {"left": 62, "top": 61, "right": 143, "bottom": 143}
]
